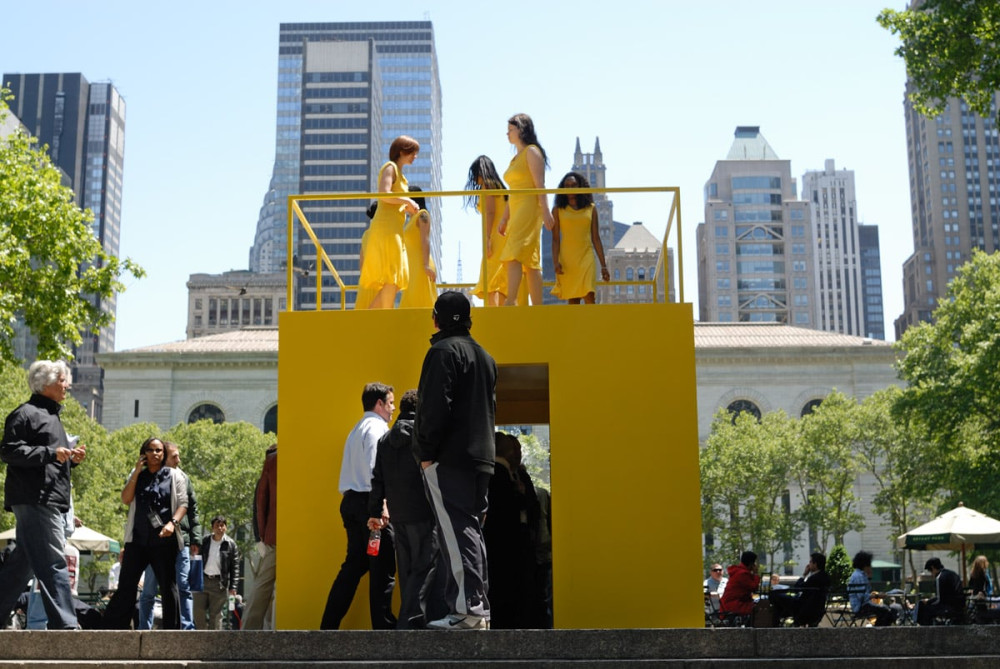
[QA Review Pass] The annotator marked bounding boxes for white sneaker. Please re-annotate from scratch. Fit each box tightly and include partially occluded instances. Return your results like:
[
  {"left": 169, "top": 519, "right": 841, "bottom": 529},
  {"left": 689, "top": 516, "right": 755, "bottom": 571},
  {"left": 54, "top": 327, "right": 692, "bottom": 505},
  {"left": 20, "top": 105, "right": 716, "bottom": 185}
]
[{"left": 426, "top": 614, "right": 488, "bottom": 630}]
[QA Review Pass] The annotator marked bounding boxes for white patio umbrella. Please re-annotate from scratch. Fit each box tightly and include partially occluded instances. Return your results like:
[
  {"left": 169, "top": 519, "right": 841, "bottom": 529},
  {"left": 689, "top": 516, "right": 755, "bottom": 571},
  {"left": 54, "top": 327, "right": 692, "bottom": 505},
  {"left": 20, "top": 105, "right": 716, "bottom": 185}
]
[
  {"left": 896, "top": 502, "right": 1000, "bottom": 582},
  {"left": 0, "top": 524, "right": 120, "bottom": 553}
]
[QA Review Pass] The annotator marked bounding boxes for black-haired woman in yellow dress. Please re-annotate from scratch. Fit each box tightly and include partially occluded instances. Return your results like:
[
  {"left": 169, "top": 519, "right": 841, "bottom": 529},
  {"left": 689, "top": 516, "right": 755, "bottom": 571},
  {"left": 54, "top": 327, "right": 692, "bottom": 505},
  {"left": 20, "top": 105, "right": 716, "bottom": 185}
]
[
  {"left": 466, "top": 155, "right": 508, "bottom": 306},
  {"left": 399, "top": 186, "right": 437, "bottom": 308},
  {"left": 359, "top": 135, "right": 419, "bottom": 308},
  {"left": 551, "top": 172, "right": 609, "bottom": 304},
  {"left": 499, "top": 113, "right": 554, "bottom": 305}
]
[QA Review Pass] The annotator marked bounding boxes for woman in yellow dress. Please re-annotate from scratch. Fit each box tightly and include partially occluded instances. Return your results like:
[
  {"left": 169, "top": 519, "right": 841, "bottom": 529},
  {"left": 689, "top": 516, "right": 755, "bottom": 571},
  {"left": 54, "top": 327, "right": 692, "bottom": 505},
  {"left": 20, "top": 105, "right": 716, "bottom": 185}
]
[
  {"left": 551, "top": 172, "right": 609, "bottom": 304},
  {"left": 499, "top": 113, "right": 554, "bottom": 305},
  {"left": 360, "top": 135, "right": 420, "bottom": 309},
  {"left": 399, "top": 186, "right": 437, "bottom": 308},
  {"left": 466, "top": 155, "right": 508, "bottom": 306},
  {"left": 354, "top": 203, "right": 377, "bottom": 310}
]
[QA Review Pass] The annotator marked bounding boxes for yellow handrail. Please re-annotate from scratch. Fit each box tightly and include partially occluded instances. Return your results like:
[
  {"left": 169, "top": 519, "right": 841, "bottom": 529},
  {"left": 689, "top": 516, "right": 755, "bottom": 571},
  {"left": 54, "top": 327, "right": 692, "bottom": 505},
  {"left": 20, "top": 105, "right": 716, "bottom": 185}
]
[{"left": 286, "top": 185, "right": 682, "bottom": 310}]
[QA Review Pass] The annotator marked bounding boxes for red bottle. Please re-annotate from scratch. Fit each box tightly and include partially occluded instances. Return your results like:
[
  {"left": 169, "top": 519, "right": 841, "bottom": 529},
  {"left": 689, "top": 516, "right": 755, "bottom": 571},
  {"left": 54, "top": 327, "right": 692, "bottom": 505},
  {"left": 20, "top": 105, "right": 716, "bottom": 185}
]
[{"left": 367, "top": 529, "right": 381, "bottom": 556}]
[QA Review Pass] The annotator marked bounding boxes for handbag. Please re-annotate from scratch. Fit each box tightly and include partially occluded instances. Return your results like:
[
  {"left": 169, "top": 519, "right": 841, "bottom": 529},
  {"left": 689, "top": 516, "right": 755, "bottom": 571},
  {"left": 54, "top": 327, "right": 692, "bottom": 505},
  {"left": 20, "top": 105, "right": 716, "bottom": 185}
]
[
  {"left": 189, "top": 554, "right": 204, "bottom": 592},
  {"left": 751, "top": 598, "right": 774, "bottom": 628}
]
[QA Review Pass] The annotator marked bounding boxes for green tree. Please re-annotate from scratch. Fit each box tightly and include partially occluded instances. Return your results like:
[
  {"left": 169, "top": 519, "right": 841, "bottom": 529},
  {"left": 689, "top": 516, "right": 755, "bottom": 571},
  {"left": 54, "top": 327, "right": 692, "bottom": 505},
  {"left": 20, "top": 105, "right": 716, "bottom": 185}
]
[
  {"left": 896, "top": 250, "right": 1000, "bottom": 520},
  {"left": 826, "top": 544, "right": 852, "bottom": 590},
  {"left": 0, "top": 87, "right": 144, "bottom": 363},
  {"left": 164, "top": 420, "right": 273, "bottom": 555},
  {"left": 794, "top": 391, "right": 866, "bottom": 549},
  {"left": 878, "top": 1, "right": 1000, "bottom": 119},
  {"left": 700, "top": 408, "right": 801, "bottom": 569}
]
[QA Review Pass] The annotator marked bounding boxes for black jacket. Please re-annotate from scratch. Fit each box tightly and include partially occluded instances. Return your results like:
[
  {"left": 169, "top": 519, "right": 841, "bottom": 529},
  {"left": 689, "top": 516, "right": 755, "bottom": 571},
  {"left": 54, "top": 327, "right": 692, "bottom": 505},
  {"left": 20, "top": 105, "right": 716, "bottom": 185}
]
[
  {"left": 933, "top": 568, "right": 965, "bottom": 610},
  {"left": 369, "top": 410, "right": 433, "bottom": 524},
  {"left": 178, "top": 472, "right": 201, "bottom": 548},
  {"left": 1, "top": 394, "right": 75, "bottom": 512},
  {"left": 200, "top": 534, "right": 240, "bottom": 591},
  {"left": 414, "top": 329, "right": 497, "bottom": 474}
]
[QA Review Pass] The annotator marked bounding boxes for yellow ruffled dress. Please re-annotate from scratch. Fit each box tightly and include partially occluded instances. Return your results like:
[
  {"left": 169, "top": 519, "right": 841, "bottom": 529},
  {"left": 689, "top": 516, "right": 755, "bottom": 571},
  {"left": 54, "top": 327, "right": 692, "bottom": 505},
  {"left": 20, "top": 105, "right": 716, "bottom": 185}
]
[
  {"left": 359, "top": 161, "right": 409, "bottom": 292},
  {"left": 399, "top": 209, "right": 437, "bottom": 309},
  {"left": 499, "top": 146, "right": 542, "bottom": 270},
  {"left": 551, "top": 204, "right": 597, "bottom": 300},
  {"left": 473, "top": 194, "right": 508, "bottom": 300}
]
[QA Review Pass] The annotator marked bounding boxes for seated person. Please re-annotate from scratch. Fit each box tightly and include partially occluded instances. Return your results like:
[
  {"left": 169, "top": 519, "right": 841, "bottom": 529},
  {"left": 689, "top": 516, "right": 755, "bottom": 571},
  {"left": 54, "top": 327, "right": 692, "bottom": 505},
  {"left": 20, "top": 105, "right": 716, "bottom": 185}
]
[
  {"left": 719, "top": 551, "right": 760, "bottom": 619},
  {"left": 704, "top": 563, "right": 727, "bottom": 594},
  {"left": 917, "top": 557, "right": 965, "bottom": 625},
  {"left": 771, "top": 552, "right": 831, "bottom": 627},
  {"left": 848, "top": 551, "right": 899, "bottom": 626},
  {"left": 969, "top": 555, "right": 1000, "bottom": 624},
  {"left": 769, "top": 573, "right": 789, "bottom": 590}
]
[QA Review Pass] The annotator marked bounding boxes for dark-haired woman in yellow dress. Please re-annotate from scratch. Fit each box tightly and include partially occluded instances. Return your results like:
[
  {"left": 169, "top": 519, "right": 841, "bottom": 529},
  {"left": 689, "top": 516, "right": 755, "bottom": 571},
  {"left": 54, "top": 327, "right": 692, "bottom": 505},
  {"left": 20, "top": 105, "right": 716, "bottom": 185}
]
[
  {"left": 399, "top": 186, "right": 437, "bottom": 308},
  {"left": 359, "top": 135, "right": 419, "bottom": 309},
  {"left": 466, "top": 155, "right": 508, "bottom": 306},
  {"left": 499, "top": 113, "right": 554, "bottom": 305},
  {"left": 551, "top": 172, "right": 609, "bottom": 304}
]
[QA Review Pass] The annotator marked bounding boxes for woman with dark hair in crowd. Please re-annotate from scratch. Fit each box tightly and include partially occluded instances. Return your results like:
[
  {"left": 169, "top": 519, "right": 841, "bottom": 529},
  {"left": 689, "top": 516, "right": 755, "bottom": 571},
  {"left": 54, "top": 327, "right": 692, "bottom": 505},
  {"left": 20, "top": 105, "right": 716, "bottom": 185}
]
[
  {"left": 399, "top": 186, "right": 438, "bottom": 308},
  {"left": 102, "top": 437, "right": 188, "bottom": 629},
  {"left": 499, "top": 114, "right": 554, "bottom": 306},
  {"left": 466, "top": 156, "right": 509, "bottom": 307},
  {"left": 359, "top": 135, "right": 420, "bottom": 309},
  {"left": 550, "top": 171, "right": 609, "bottom": 304}
]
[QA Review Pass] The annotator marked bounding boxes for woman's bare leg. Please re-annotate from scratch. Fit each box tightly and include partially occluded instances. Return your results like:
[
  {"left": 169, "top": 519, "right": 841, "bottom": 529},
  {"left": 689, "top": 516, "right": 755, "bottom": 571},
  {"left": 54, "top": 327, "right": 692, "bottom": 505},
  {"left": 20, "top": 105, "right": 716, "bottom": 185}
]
[
  {"left": 526, "top": 268, "right": 543, "bottom": 305},
  {"left": 583, "top": 292, "right": 596, "bottom": 304},
  {"left": 504, "top": 262, "right": 523, "bottom": 306},
  {"left": 370, "top": 284, "right": 398, "bottom": 309}
]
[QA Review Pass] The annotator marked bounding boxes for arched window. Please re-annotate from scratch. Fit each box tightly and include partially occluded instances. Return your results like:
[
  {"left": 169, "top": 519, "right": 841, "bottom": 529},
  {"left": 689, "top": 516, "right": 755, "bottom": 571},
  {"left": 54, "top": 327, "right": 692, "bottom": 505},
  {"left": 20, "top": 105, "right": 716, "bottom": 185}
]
[
  {"left": 614, "top": 269, "right": 621, "bottom": 280},
  {"left": 800, "top": 399, "right": 823, "bottom": 417},
  {"left": 263, "top": 405, "right": 278, "bottom": 434},
  {"left": 649, "top": 266, "right": 656, "bottom": 279},
  {"left": 626, "top": 267, "right": 634, "bottom": 281},
  {"left": 726, "top": 399, "right": 761, "bottom": 422},
  {"left": 638, "top": 268, "right": 645, "bottom": 280},
  {"left": 188, "top": 403, "right": 225, "bottom": 424}
]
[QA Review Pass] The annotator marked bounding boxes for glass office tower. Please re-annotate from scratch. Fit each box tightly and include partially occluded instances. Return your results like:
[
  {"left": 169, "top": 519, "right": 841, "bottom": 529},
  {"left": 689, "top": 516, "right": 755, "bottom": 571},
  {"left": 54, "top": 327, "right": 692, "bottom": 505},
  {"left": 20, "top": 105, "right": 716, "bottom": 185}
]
[{"left": 249, "top": 21, "right": 443, "bottom": 308}]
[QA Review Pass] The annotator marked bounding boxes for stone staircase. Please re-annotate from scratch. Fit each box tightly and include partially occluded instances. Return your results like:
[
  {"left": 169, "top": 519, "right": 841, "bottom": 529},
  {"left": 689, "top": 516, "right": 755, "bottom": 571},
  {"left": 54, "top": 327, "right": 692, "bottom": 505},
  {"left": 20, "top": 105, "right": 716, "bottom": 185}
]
[{"left": 2, "top": 627, "right": 1000, "bottom": 667}]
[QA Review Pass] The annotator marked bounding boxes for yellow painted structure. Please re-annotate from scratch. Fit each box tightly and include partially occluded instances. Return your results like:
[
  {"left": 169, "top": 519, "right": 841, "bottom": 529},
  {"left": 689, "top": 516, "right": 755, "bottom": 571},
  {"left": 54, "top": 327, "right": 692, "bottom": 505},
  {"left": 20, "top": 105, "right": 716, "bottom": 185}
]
[{"left": 277, "top": 302, "right": 703, "bottom": 629}]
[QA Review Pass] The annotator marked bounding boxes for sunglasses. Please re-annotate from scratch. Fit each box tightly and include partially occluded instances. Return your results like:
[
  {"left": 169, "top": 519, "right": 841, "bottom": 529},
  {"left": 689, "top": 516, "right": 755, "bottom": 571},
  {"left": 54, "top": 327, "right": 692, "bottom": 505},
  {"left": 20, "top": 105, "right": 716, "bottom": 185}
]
[{"left": 711, "top": 568, "right": 723, "bottom": 573}]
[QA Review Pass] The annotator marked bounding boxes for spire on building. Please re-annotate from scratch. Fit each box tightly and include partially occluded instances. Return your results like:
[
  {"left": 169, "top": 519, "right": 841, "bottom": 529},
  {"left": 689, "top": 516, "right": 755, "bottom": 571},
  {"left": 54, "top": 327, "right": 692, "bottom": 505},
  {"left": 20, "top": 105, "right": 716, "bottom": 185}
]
[
  {"left": 726, "top": 126, "right": 780, "bottom": 160},
  {"left": 574, "top": 137, "right": 583, "bottom": 165},
  {"left": 594, "top": 137, "right": 603, "bottom": 164}
]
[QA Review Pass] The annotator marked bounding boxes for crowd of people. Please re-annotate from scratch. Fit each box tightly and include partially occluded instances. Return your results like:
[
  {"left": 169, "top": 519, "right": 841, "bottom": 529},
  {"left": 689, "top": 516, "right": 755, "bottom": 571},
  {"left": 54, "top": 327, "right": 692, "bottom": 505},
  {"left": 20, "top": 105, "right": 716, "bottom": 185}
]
[
  {"left": 321, "top": 291, "right": 551, "bottom": 630},
  {"left": 0, "top": 360, "right": 277, "bottom": 630},
  {"left": 355, "top": 113, "right": 609, "bottom": 310},
  {"left": 707, "top": 548, "right": 997, "bottom": 628}
]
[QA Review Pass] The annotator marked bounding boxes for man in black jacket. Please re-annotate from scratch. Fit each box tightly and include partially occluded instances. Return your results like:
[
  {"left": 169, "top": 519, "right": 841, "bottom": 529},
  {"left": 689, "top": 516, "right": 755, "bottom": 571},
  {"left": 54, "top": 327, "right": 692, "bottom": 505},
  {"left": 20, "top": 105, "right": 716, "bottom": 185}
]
[
  {"left": 415, "top": 291, "right": 497, "bottom": 630},
  {"left": 0, "top": 360, "right": 85, "bottom": 630},
  {"left": 918, "top": 557, "right": 965, "bottom": 625},
  {"left": 193, "top": 515, "right": 240, "bottom": 629},
  {"left": 369, "top": 389, "right": 445, "bottom": 628}
]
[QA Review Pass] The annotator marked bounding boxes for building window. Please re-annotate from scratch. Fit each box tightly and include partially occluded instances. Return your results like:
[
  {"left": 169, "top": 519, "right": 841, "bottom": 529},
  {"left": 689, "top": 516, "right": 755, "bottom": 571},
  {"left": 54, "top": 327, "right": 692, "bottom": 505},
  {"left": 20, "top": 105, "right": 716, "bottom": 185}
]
[
  {"left": 715, "top": 224, "right": 728, "bottom": 236},
  {"left": 716, "top": 261, "right": 730, "bottom": 272},
  {"left": 626, "top": 268, "right": 634, "bottom": 281},
  {"left": 264, "top": 405, "right": 278, "bottom": 435},
  {"left": 715, "top": 243, "right": 729, "bottom": 255},
  {"left": 727, "top": 399, "right": 761, "bottom": 421},
  {"left": 793, "top": 261, "right": 806, "bottom": 271},
  {"left": 794, "top": 312, "right": 810, "bottom": 324},
  {"left": 188, "top": 403, "right": 225, "bottom": 424},
  {"left": 614, "top": 269, "right": 621, "bottom": 280},
  {"left": 800, "top": 399, "right": 823, "bottom": 417},
  {"left": 718, "top": 295, "right": 732, "bottom": 307}
]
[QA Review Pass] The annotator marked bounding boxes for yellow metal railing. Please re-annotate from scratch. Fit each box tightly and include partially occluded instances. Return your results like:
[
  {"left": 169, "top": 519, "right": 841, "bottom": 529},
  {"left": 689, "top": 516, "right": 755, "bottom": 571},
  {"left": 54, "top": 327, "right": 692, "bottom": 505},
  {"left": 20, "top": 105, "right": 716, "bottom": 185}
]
[{"left": 286, "top": 185, "right": 682, "bottom": 310}]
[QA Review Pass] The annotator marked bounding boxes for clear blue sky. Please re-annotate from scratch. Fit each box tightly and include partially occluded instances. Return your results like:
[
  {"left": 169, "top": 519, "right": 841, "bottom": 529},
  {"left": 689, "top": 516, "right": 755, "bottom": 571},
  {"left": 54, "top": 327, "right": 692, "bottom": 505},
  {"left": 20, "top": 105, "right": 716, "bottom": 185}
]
[{"left": 2, "top": 1, "right": 911, "bottom": 350}]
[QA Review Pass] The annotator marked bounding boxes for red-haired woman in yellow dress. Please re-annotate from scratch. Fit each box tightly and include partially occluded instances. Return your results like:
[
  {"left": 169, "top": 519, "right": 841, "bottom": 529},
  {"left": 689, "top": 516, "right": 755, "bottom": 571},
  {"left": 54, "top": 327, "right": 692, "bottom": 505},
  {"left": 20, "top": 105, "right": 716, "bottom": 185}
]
[
  {"left": 499, "top": 114, "right": 554, "bottom": 305},
  {"left": 359, "top": 135, "right": 419, "bottom": 309},
  {"left": 551, "top": 172, "right": 609, "bottom": 304}
]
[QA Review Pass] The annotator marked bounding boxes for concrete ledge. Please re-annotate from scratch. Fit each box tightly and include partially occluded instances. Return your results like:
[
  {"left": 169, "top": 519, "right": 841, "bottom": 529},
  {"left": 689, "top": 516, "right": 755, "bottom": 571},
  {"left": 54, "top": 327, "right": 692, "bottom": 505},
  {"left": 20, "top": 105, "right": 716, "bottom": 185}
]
[{"left": 0, "top": 628, "right": 999, "bottom": 664}]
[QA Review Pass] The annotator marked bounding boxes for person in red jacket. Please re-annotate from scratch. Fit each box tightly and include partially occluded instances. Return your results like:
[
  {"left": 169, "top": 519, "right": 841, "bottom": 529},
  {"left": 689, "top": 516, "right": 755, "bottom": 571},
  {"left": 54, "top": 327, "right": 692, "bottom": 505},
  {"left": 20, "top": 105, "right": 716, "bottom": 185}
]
[{"left": 720, "top": 551, "right": 761, "bottom": 617}]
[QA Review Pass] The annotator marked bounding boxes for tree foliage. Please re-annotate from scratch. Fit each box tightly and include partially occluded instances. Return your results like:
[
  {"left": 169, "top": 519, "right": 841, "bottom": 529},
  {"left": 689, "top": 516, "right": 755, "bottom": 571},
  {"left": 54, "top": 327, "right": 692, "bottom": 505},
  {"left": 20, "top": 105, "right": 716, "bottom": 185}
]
[
  {"left": 896, "top": 250, "right": 1000, "bottom": 521},
  {"left": 878, "top": 1, "right": 1000, "bottom": 119},
  {"left": 0, "top": 87, "right": 144, "bottom": 363},
  {"left": 701, "top": 408, "right": 801, "bottom": 569}
]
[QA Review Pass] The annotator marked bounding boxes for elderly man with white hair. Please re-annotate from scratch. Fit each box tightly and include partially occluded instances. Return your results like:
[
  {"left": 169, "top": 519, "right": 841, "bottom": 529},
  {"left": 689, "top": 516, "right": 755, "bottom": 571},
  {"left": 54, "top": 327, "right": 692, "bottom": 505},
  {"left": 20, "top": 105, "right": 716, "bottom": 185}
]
[{"left": 0, "top": 360, "right": 86, "bottom": 629}]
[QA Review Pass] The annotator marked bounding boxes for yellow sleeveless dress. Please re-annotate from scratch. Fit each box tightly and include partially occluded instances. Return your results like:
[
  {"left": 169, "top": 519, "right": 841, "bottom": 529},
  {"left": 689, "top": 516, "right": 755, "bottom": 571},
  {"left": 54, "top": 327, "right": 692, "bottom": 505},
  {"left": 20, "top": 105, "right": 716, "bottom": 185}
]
[
  {"left": 551, "top": 204, "right": 597, "bottom": 300},
  {"left": 473, "top": 194, "right": 508, "bottom": 300},
  {"left": 399, "top": 209, "right": 437, "bottom": 309},
  {"left": 499, "top": 146, "right": 542, "bottom": 270},
  {"left": 359, "top": 161, "right": 409, "bottom": 291},
  {"left": 354, "top": 229, "right": 376, "bottom": 310}
]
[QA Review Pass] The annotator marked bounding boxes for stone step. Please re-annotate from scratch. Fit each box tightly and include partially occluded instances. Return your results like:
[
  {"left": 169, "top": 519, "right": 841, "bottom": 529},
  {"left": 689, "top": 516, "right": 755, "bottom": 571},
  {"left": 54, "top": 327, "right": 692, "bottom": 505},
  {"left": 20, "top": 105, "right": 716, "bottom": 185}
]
[{"left": 0, "top": 628, "right": 999, "bottom": 667}]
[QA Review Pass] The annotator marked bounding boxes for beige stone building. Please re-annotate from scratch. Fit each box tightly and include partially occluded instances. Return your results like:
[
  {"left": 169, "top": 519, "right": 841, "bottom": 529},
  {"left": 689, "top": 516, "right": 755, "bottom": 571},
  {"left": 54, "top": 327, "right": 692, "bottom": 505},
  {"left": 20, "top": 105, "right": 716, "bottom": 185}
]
[{"left": 186, "top": 270, "right": 286, "bottom": 339}]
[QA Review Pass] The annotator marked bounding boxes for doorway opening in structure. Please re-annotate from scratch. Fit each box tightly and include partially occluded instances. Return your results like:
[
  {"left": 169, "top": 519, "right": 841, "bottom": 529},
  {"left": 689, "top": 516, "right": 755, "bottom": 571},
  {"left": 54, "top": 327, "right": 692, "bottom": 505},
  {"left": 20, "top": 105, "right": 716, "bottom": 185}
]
[{"left": 492, "top": 363, "right": 552, "bottom": 628}]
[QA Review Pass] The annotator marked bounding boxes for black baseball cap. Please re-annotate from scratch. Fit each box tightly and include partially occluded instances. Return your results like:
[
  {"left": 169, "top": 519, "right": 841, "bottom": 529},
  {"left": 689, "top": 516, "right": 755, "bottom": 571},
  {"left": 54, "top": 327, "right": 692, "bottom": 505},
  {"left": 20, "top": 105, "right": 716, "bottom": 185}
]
[{"left": 433, "top": 291, "right": 471, "bottom": 330}]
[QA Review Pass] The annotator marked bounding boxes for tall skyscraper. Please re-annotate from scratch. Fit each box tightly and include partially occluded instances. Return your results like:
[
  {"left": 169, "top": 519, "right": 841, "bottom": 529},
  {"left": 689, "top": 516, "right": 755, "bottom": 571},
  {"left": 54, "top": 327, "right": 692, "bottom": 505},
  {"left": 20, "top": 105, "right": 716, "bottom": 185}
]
[
  {"left": 895, "top": 85, "right": 1000, "bottom": 337},
  {"left": 858, "top": 224, "right": 885, "bottom": 340},
  {"left": 249, "top": 21, "right": 443, "bottom": 308},
  {"left": 801, "top": 159, "right": 866, "bottom": 337},
  {"left": 4, "top": 72, "right": 126, "bottom": 419},
  {"left": 697, "top": 127, "right": 812, "bottom": 325}
]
